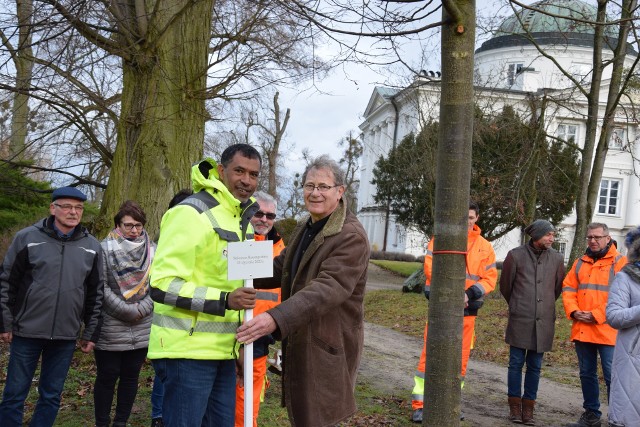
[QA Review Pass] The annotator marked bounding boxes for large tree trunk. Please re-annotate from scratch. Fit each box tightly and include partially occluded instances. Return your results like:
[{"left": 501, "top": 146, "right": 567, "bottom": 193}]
[
  {"left": 424, "top": 1, "right": 475, "bottom": 425},
  {"left": 9, "top": 0, "right": 33, "bottom": 161},
  {"left": 97, "top": 1, "right": 214, "bottom": 238}
]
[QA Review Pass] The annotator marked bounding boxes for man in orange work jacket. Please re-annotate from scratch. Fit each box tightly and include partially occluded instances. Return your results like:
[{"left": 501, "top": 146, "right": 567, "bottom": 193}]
[
  {"left": 563, "top": 222, "right": 626, "bottom": 427},
  {"left": 235, "top": 191, "right": 285, "bottom": 427},
  {"left": 411, "top": 201, "right": 497, "bottom": 423}
]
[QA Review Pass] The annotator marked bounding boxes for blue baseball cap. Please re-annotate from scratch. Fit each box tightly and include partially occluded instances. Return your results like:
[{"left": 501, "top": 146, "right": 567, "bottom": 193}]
[{"left": 52, "top": 186, "right": 87, "bottom": 202}]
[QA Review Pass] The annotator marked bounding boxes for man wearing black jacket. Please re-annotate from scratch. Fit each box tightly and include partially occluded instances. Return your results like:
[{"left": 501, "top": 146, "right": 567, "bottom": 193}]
[{"left": 0, "top": 186, "right": 103, "bottom": 427}]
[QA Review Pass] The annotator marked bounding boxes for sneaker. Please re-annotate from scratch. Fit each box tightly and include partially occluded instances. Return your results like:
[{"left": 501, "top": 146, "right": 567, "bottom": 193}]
[
  {"left": 566, "top": 411, "right": 601, "bottom": 427},
  {"left": 151, "top": 418, "right": 164, "bottom": 427}
]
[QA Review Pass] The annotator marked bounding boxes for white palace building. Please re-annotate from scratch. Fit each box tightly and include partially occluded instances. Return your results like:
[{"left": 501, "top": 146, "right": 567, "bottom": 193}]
[{"left": 356, "top": 0, "right": 640, "bottom": 261}]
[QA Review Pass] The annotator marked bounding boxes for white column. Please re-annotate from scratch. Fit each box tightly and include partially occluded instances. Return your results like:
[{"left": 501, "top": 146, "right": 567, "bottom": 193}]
[{"left": 625, "top": 159, "right": 640, "bottom": 227}]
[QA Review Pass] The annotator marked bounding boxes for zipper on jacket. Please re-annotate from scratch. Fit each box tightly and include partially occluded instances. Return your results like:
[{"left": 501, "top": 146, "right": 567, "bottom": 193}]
[
  {"left": 239, "top": 200, "right": 258, "bottom": 240},
  {"left": 51, "top": 242, "right": 65, "bottom": 339},
  {"left": 189, "top": 313, "right": 198, "bottom": 336}
]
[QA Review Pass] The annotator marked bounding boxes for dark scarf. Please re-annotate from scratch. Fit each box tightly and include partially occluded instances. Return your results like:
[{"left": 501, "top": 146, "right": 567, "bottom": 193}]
[
  {"left": 585, "top": 241, "right": 612, "bottom": 262},
  {"left": 291, "top": 215, "right": 330, "bottom": 278},
  {"left": 528, "top": 239, "right": 546, "bottom": 259}
]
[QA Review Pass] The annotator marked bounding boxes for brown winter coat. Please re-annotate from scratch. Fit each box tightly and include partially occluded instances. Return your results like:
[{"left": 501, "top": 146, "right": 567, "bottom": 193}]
[
  {"left": 256, "top": 200, "right": 369, "bottom": 427},
  {"left": 500, "top": 242, "right": 565, "bottom": 352}
]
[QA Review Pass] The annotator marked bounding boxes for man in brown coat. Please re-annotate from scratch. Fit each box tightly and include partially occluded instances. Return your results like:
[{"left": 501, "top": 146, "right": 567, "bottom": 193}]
[
  {"left": 500, "top": 219, "right": 566, "bottom": 425},
  {"left": 237, "top": 155, "right": 370, "bottom": 427}
]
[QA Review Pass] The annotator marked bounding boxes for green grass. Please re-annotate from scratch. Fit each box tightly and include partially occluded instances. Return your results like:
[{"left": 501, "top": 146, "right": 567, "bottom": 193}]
[
  {"left": 364, "top": 288, "right": 580, "bottom": 387},
  {"left": 367, "top": 257, "right": 580, "bottom": 385},
  {"left": 370, "top": 260, "right": 422, "bottom": 277}
]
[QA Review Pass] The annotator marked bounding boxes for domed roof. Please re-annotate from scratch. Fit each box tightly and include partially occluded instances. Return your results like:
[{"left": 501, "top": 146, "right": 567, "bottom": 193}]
[
  {"left": 476, "top": 0, "right": 623, "bottom": 54},
  {"left": 496, "top": 0, "right": 616, "bottom": 37}
]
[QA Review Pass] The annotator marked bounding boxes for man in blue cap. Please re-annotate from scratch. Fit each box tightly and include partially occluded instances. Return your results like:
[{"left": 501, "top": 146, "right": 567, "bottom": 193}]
[{"left": 0, "top": 186, "right": 103, "bottom": 426}]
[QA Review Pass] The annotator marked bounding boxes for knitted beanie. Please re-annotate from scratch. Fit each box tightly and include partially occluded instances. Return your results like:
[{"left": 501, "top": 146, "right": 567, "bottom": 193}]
[{"left": 524, "top": 219, "right": 555, "bottom": 242}]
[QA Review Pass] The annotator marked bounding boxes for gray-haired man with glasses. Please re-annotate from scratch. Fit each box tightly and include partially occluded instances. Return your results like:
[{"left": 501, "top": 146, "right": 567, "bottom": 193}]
[
  {"left": 0, "top": 186, "right": 103, "bottom": 426},
  {"left": 563, "top": 222, "right": 627, "bottom": 427}
]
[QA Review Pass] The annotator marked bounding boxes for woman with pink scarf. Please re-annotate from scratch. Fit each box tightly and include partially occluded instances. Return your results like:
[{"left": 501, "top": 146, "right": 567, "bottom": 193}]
[{"left": 93, "top": 201, "right": 155, "bottom": 427}]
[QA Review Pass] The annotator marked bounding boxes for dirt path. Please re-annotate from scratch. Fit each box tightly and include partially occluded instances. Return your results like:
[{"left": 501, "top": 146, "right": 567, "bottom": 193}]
[{"left": 359, "top": 264, "right": 598, "bottom": 426}]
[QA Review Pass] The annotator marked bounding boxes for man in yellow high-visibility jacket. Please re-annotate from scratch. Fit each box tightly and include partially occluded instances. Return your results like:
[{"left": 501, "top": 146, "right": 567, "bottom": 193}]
[{"left": 149, "top": 144, "right": 261, "bottom": 427}]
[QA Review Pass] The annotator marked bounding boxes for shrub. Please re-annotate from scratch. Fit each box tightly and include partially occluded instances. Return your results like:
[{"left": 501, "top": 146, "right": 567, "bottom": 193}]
[
  {"left": 274, "top": 217, "right": 298, "bottom": 245},
  {"left": 0, "top": 164, "right": 51, "bottom": 232},
  {"left": 370, "top": 250, "right": 419, "bottom": 262}
]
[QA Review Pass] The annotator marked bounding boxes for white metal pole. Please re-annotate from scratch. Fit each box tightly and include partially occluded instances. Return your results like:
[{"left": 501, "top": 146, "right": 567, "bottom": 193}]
[{"left": 243, "top": 278, "right": 254, "bottom": 427}]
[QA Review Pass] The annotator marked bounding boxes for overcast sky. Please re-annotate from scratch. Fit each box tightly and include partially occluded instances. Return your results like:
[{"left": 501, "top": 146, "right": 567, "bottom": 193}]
[{"left": 275, "top": 0, "right": 512, "bottom": 174}]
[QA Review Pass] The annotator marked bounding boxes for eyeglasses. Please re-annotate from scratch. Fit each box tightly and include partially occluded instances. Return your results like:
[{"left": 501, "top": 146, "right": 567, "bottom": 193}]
[
  {"left": 585, "top": 235, "right": 608, "bottom": 241},
  {"left": 302, "top": 183, "right": 340, "bottom": 193},
  {"left": 54, "top": 203, "right": 84, "bottom": 212},
  {"left": 121, "top": 223, "right": 144, "bottom": 232},
  {"left": 254, "top": 211, "right": 276, "bottom": 220}
]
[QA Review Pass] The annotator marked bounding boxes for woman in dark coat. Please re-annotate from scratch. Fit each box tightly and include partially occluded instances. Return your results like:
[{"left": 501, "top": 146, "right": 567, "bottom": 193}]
[
  {"left": 237, "top": 155, "right": 370, "bottom": 427},
  {"left": 94, "top": 201, "right": 155, "bottom": 427}
]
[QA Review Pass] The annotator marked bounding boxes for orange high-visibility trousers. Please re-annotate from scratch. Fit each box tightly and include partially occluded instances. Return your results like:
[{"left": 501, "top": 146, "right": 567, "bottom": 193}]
[
  {"left": 235, "top": 355, "right": 268, "bottom": 427},
  {"left": 411, "top": 316, "right": 476, "bottom": 410}
]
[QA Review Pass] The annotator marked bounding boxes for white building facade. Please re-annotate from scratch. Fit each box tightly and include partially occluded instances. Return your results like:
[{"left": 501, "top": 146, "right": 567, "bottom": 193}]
[{"left": 357, "top": 0, "right": 640, "bottom": 261}]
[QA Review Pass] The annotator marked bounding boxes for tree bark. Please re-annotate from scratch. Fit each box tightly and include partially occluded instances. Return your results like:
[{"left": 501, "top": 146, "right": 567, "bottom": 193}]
[
  {"left": 424, "top": 1, "right": 475, "bottom": 425},
  {"left": 266, "top": 92, "right": 289, "bottom": 197},
  {"left": 9, "top": 0, "right": 33, "bottom": 161},
  {"left": 97, "top": 0, "right": 214, "bottom": 238}
]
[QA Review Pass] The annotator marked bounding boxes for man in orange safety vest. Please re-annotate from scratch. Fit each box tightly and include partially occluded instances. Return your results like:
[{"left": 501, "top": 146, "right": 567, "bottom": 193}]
[
  {"left": 563, "top": 222, "right": 626, "bottom": 427},
  {"left": 235, "top": 191, "right": 285, "bottom": 427},
  {"left": 411, "top": 201, "right": 497, "bottom": 423}
]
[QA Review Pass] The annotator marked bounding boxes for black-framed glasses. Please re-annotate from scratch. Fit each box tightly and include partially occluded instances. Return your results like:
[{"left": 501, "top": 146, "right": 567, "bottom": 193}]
[
  {"left": 302, "top": 183, "right": 340, "bottom": 193},
  {"left": 254, "top": 211, "right": 276, "bottom": 220},
  {"left": 585, "top": 235, "right": 608, "bottom": 241},
  {"left": 121, "top": 222, "right": 144, "bottom": 232},
  {"left": 53, "top": 203, "right": 84, "bottom": 212}
]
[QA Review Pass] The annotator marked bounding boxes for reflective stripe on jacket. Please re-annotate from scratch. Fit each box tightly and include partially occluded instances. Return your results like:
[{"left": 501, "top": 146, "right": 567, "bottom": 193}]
[
  {"left": 252, "top": 232, "right": 285, "bottom": 358},
  {"left": 423, "top": 225, "right": 497, "bottom": 316},
  {"left": 148, "top": 158, "right": 258, "bottom": 360},
  {"left": 254, "top": 233, "right": 284, "bottom": 316},
  {"left": 562, "top": 244, "right": 626, "bottom": 345}
]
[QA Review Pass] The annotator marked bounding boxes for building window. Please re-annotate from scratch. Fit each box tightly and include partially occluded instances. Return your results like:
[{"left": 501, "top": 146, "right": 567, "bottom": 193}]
[
  {"left": 609, "top": 128, "right": 625, "bottom": 150},
  {"left": 554, "top": 241, "right": 567, "bottom": 258},
  {"left": 507, "top": 63, "right": 524, "bottom": 86},
  {"left": 557, "top": 124, "right": 578, "bottom": 143},
  {"left": 570, "top": 62, "right": 591, "bottom": 81},
  {"left": 598, "top": 179, "right": 621, "bottom": 215}
]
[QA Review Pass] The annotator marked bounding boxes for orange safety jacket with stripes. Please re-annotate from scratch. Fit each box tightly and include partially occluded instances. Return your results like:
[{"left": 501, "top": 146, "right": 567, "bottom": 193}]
[
  {"left": 423, "top": 224, "right": 498, "bottom": 316},
  {"left": 562, "top": 243, "right": 626, "bottom": 345},
  {"left": 252, "top": 230, "right": 285, "bottom": 358}
]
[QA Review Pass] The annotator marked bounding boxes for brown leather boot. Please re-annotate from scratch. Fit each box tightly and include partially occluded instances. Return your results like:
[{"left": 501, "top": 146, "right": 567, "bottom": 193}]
[
  {"left": 508, "top": 396, "right": 523, "bottom": 423},
  {"left": 521, "top": 398, "right": 535, "bottom": 425}
]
